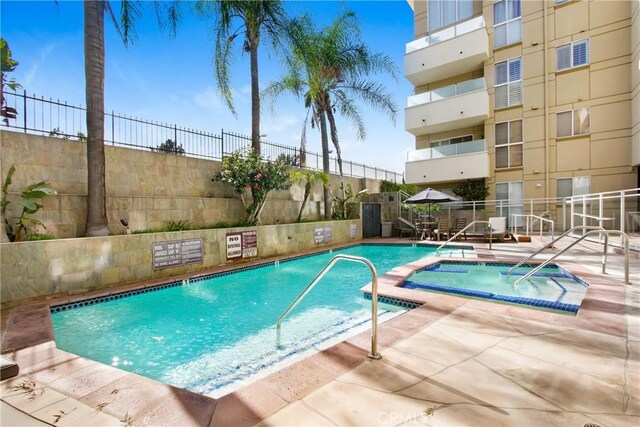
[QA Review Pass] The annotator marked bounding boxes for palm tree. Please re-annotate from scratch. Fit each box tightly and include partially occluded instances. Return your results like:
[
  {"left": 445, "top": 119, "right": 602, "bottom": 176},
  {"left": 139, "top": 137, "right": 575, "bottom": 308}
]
[
  {"left": 265, "top": 12, "right": 398, "bottom": 218},
  {"left": 290, "top": 169, "right": 328, "bottom": 222},
  {"left": 83, "top": 1, "right": 179, "bottom": 236},
  {"left": 196, "top": 0, "right": 286, "bottom": 154}
]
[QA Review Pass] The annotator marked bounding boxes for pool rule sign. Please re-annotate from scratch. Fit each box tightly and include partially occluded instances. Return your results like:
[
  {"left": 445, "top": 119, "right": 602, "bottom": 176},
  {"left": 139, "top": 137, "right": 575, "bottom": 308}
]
[
  {"left": 152, "top": 238, "right": 203, "bottom": 270},
  {"left": 226, "top": 230, "right": 258, "bottom": 260}
]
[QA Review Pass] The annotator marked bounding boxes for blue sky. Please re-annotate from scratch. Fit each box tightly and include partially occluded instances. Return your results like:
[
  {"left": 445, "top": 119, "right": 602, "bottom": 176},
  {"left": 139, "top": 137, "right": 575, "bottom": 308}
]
[{"left": 1, "top": 0, "right": 414, "bottom": 174}]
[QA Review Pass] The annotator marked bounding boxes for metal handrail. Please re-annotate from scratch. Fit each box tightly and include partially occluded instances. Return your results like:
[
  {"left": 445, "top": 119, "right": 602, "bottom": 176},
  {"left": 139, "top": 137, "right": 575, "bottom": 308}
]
[
  {"left": 507, "top": 226, "right": 605, "bottom": 275},
  {"left": 275, "top": 254, "right": 382, "bottom": 360},
  {"left": 514, "top": 230, "right": 631, "bottom": 286},
  {"left": 435, "top": 220, "right": 494, "bottom": 255},
  {"left": 510, "top": 214, "right": 555, "bottom": 245}
]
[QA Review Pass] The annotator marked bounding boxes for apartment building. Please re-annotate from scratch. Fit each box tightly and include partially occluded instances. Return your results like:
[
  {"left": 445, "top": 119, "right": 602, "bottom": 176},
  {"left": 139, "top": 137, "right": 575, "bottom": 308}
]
[{"left": 404, "top": 0, "right": 640, "bottom": 220}]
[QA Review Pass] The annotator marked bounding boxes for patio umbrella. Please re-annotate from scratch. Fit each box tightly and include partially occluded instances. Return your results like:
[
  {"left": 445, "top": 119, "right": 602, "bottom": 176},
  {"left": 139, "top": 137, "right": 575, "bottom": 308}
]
[{"left": 404, "top": 188, "right": 461, "bottom": 217}]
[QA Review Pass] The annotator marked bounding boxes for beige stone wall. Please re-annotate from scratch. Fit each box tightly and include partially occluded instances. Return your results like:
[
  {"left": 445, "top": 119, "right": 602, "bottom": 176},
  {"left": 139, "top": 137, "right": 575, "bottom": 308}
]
[
  {"left": 1, "top": 131, "right": 372, "bottom": 238},
  {"left": 0, "top": 219, "right": 362, "bottom": 306}
]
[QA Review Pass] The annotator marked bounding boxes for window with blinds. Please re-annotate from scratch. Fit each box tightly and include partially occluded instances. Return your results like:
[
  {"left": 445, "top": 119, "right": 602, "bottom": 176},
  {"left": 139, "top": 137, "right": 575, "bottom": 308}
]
[
  {"left": 495, "top": 57, "right": 522, "bottom": 108},
  {"left": 557, "top": 177, "right": 590, "bottom": 199},
  {"left": 495, "top": 120, "right": 523, "bottom": 169},
  {"left": 494, "top": 0, "right": 521, "bottom": 48},
  {"left": 556, "top": 39, "right": 589, "bottom": 71},
  {"left": 557, "top": 107, "right": 590, "bottom": 137}
]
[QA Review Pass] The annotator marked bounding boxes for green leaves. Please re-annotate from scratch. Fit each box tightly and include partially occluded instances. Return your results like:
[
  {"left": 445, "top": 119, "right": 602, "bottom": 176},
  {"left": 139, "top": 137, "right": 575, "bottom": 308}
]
[
  {"left": 214, "top": 149, "right": 291, "bottom": 224},
  {"left": 2, "top": 164, "right": 57, "bottom": 241}
]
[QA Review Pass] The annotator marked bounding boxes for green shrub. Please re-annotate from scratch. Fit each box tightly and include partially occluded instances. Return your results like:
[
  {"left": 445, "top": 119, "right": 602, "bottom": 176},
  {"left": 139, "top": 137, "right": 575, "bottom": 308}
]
[
  {"left": 22, "top": 233, "right": 56, "bottom": 241},
  {"left": 379, "top": 180, "right": 416, "bottom": 195},
  {"left": 161, "top": 219, "right": 192, "bottom": 232}
]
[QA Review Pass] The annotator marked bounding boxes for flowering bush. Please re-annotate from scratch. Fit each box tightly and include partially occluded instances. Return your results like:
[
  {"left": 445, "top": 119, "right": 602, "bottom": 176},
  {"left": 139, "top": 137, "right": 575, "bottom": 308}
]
[{"left": 214, "top": 149, "right": 291, "bottom": 224}]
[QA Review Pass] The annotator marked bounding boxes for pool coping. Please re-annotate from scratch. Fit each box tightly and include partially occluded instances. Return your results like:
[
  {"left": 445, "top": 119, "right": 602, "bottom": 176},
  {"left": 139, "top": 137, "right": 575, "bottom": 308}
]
[{"left": 0, "top": 239, "right": 627, "bottom": 427}]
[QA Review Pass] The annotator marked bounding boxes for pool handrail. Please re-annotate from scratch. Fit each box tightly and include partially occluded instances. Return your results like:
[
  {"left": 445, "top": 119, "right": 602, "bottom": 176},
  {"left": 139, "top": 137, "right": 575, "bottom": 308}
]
[
  {"left": 507, "top": 225, "right": 605, "bottom": 275},
  {"left": 275, "top": 254, "right": 382, "bottom": 360},
  {"left": 435, "top": 220, "right": 494, "bottom": 255},
  {"left": 514, "top": 229, "right": 630, "bottom": 286}
]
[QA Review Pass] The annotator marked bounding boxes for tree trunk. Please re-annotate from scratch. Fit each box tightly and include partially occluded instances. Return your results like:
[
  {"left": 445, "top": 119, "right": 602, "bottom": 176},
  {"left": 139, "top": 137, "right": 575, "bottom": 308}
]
[
  {"left": 318, "top": 106, "right": 331, "bottom": 218},
  {"left": 326, "top": 107, "right": 343, "bottom": 177},
  {"left": 296, "top": 181, "right": 311, "bottom": 223},
  {"left": 249, "top": 34, "right": 261, "bottom": 154},
  {"left": 84, "top": 0, "right": 109, "bottom": 237}
]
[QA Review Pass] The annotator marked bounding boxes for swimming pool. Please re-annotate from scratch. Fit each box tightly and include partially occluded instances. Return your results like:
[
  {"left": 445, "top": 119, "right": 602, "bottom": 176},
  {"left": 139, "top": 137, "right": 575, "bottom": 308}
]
[
  {"left": 51, "top": 244, "right": 471, "bottom": 396},
  {"left": 401, "top": 261, "right": 588, "bottom": 313}
]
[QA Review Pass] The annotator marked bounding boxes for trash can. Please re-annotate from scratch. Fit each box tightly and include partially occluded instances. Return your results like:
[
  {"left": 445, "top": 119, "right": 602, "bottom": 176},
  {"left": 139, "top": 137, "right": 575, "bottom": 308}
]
[{"left": 381, "top": 222, "right": 393, "bottom": 238}]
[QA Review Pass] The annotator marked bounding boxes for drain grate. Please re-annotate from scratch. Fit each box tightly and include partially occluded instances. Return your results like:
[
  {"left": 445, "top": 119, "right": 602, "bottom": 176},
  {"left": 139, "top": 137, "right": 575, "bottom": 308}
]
[{"left": 584, "top": 424, "right": 601, "bottom": 427}]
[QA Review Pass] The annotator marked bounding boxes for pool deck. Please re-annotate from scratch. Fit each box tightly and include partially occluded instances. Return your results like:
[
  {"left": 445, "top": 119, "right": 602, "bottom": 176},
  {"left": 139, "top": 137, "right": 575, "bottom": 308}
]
[{"left": 1, "top": 237, "right": 638, "bottom": 426}]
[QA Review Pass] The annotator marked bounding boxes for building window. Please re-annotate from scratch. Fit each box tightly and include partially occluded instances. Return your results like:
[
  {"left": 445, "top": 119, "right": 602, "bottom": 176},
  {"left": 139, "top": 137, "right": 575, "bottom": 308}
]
[
  {"left": 493, "top": 0, "right": 521, "bottom": 48},
  {"left": 495, "top": 120, "right": 523, "bottom": 169},
  {"left": 555, "top": 0, "right": 569, "bottom": 4},
  {"left": 495, "top": 57, "right": 522, "bottom": 108},
  {"left": 495, "top": 181, "right": 523, "bottom": 226},
  {"left": 556, "top": 39, "right": 589, "bottom": 71},
  {"left": 557, "top": 177, "right": 591, "bottom": 199},
  {"left": 557, "top": 107, "right": 590, "bottom": 138},
  {"left": 428, "top": 0, "right": 474, "bottom": 32},
  {"left": 430, "top": 135, "right": 473, "bottom": 148}
]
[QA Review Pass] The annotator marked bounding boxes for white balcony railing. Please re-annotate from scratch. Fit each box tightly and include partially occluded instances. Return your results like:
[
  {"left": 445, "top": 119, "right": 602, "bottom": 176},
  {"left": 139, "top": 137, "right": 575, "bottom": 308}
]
[
  {"left": 407, "top": 77, "right": 486, "bottom": 108},
  {"left": 407, "top": 139, "right": 487, "bottom": 161},
  {"left": 405, "top": 16, "right": 485, "bottom": 54}
]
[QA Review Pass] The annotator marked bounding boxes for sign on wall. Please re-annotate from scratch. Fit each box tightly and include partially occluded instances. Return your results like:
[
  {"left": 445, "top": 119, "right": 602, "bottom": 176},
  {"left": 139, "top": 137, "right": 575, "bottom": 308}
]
[
  {"left": 226, "top": 230, "right": 258, "bottom": 260},
  {"left": 349, "top": 224, "right": 357, "bottom": 238},
  {"left": 314, "top": 227, "right": 333, "bottom": 245},
  {"left": 152, "top": 238, "right": 203, "bottom": 270}
]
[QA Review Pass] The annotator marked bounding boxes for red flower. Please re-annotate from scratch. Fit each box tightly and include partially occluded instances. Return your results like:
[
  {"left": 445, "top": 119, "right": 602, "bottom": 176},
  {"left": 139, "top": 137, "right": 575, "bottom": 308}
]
[
  {"left": 245, "top": 184, "right": 251, "bottom": 189},
  {"left": 253, "top": 184, "right": 259, "bottom": 190}
]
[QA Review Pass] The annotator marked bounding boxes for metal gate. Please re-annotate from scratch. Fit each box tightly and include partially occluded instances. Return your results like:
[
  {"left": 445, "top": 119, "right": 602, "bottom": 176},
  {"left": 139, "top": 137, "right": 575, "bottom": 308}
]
[{"left": 362, "top": 203, "right": 382, "bottom": 238}]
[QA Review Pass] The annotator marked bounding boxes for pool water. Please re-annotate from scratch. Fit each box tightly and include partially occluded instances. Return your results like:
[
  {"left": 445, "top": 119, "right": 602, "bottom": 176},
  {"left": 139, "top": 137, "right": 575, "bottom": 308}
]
[
  {"left": 402, "top": 261, "right": 588, "bottom": 313},
  {"left": 51, "top": 244, "right": 469, "bottom": 395}
]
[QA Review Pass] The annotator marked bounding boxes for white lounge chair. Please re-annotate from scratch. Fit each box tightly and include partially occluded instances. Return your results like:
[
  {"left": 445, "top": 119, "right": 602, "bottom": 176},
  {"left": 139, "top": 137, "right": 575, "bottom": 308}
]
[{"left": 484, "top": 217, "right": 509, "bottom": 242}]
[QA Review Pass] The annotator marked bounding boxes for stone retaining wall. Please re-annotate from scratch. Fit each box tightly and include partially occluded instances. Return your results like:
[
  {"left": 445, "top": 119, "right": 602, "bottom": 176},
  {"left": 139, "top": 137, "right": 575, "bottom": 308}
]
[
  {"left": 1, "top": 131, "right": 379, "bottom": 239},
  {"left": 0, "top": 219, "right": 362, "bottom": 306}
]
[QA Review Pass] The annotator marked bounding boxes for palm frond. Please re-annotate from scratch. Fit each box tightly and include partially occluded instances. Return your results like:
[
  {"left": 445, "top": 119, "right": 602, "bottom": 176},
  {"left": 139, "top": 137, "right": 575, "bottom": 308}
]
[
  {"left": 333, "top": 92, "right": 366, "bottom": 141},
  {"left": 120, "top": 0, "right": 142, "bottom": 46},
  {"left": 337, "top": 79, "right": 397, "bottom": 125}
]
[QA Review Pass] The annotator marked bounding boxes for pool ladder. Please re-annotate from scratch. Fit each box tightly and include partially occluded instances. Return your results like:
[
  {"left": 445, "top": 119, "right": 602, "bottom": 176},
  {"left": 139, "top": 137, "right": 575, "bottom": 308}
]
[
  {"left": 275, "top": 254, "right": 382, "bottom": 360},
  {"left": 507, "top": 226, "right": 631, "bottom": 286}
]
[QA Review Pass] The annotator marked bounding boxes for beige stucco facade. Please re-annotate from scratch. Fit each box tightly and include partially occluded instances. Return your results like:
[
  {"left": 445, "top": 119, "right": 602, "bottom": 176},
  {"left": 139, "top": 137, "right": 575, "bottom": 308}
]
[{"left": 405, "top": 0, "right": 639, "bottom": 204}]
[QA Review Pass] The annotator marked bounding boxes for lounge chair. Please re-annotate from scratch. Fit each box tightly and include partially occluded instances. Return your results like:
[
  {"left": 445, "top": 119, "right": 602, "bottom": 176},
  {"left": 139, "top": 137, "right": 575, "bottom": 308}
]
[
  {"left": 484, "top": 217, "right": 509, "bottom": 242},
  {"left": 397, "top": 217, "right": 417, "bottom": 239},
  {"left": 449, "top": 217, "right": 467, "bottom": 240}
]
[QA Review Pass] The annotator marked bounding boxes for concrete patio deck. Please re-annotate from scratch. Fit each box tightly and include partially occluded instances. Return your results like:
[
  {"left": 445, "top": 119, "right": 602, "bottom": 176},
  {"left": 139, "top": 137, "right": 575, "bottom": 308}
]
[{"left": 1, "top": 236, "right": 638, "bottom": 426}]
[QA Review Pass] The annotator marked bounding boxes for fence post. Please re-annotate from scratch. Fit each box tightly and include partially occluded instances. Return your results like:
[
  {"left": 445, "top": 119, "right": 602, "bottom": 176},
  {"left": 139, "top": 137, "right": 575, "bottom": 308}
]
[
  {"left": 221, "top": 128, "right": 225, "bottom": 160},
  {"left": 111, "top": 110, "right": 115, "bottom": 145},
  {"left": 620, "top": 191, "right": 625, "bottom": 234},
  {"left": 22, "top": 90, "right": 27, "bottom": 132},
  {"left": 174, "top": 124, "right": 178, "bottom": 147}
]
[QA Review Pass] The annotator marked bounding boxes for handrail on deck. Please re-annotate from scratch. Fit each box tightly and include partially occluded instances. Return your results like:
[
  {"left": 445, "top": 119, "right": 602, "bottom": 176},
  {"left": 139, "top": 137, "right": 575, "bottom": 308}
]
[
  {"left": 514, "top": 229, "right": 630, "bottom": 286},
  {"left": 435, "top": 220, "right": 494, "bottom": 255},
  {"left": 510, "top": 214, "right": 555, "bottom": 246},
  {"left": 507, "top": 226, "right": 605, "bottom": 275},
  {"left": 275, "top": 254, "right": 382, "bottom": 360}
]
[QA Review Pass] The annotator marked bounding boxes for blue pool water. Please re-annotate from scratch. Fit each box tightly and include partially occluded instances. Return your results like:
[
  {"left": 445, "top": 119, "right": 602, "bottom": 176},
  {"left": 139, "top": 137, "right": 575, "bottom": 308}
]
[
  {"left": 401, "top": 261, "right": 588, "bottom": 313},
  {"left": 51, "top": 244, "right": 470, "bottom": 395}
]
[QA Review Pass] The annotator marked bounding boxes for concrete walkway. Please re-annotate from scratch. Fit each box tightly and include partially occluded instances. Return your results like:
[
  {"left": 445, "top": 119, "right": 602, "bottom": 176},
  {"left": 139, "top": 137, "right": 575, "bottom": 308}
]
[{"left": 258, "top": 237, "right": 640, "bottom": 426}]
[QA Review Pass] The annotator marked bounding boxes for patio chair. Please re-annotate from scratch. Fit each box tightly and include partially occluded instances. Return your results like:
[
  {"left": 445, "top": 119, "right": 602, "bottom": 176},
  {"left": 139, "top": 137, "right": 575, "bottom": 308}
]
[
  {"left": 434, "top": 218, "right": 450, "bottom": 241},
  {"left": 449, "top": 217, "right": 467, "bottom": 240},
  {"left": 397, "top": 217, "right": 417, "bottom": 239},
  {"left": 484, "top": 217, "right": 509, "bottom": 242}
]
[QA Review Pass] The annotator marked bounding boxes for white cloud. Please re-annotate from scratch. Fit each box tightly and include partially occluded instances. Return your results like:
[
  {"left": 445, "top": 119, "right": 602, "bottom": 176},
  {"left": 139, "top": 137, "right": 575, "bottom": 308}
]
[
  {"left": 23, "top": 42, "right": 57, "bottom": 87},
  {"left": 194, "top": 86, "right": 224, "bottom": 111},
  {"left": 261, "top": 113, "right": 298, "bottom": 134}
]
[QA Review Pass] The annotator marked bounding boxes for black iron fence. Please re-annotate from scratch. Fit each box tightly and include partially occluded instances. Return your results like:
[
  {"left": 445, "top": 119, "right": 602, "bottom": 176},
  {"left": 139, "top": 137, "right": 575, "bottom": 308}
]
[{"left": 1, "top": 90, "right": 404, "bottom": 182}]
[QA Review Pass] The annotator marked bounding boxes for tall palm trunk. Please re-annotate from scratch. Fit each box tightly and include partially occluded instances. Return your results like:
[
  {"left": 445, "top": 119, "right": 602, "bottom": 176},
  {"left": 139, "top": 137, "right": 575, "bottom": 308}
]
[
  {"left": 249, "top": 32, "right": 261, "bottom": 154},
  {"left": 84, "top": 0, "right": 109, "bottom": 237},
  {"left": 326, "top": 106, "right": 345, "bottom": 211},
  {"left": 317, "top": 106, "right": 331, "bottom": 218}
]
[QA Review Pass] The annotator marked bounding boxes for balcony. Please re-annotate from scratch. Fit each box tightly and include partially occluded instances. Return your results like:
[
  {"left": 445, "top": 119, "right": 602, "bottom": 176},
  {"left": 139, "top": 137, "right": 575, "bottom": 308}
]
[
  {"left": 405, "top": 140, "right": 490, "bottom": 185},
  {"left": 405, "top": 16, "right": 489, "bottom": 86},
  {"left": 405, "top": 78, "right": 489, "bottom": 136}
]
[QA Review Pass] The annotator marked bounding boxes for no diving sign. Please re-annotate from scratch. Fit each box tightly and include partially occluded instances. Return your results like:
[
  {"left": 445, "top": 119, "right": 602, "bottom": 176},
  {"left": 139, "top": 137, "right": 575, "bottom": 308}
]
[{"left": 226, "top": 230, "right": 258, "bottom": 260}]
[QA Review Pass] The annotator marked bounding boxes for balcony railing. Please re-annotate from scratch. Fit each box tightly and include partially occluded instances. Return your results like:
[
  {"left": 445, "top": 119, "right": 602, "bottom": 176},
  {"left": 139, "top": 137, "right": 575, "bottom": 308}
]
[
  {"left": 407, "top": 139, "right": 487, "bottom": 161},
  {"left": 407, "top": 77, "right": 486, "bottom": 107},
  {"left": 405, "top": 16, "right": 485, "bottom": 54}
]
